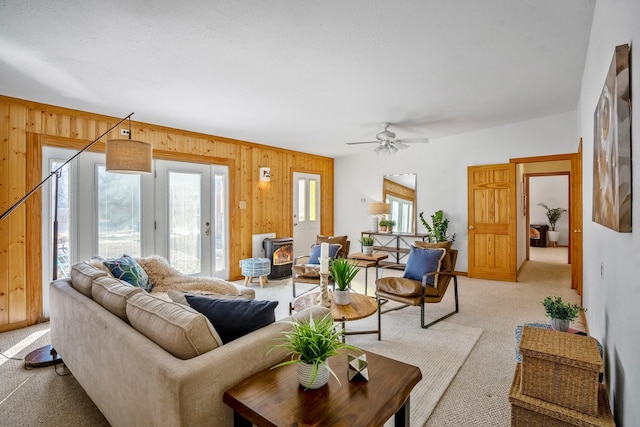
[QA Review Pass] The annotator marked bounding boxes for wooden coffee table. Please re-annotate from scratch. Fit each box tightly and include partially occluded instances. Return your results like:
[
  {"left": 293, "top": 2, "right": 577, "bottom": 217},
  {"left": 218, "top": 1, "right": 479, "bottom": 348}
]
[
  {"left": 292, "top": 291, "right": 380, "bottom": 341},
  {"left": 223, "top": 351, "right": 422, "bottom": 427}
]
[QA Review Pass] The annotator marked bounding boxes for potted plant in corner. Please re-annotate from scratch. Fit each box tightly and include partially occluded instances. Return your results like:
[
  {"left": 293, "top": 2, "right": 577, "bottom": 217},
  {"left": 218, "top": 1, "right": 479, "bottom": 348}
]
[
  {"left": 360, "top": 236, "right": 375, "bottom": 255},
  {"left": 269, "top": 314, "right": 359, "bottom": 389},
  {"left": 537, "top": 203, "right": 567, "bottom": 245},
  {"left": 331, "top": 257, "right": 360, "bottom": 305},
  {"left": 419, "top": 210, "right": 456, "bottom": 243},
  {"left": 542, "top": 296, "right": 586, "bottom": 332},
  {"left": 378, "top": 218, "right": 396, "bottom": 233}
]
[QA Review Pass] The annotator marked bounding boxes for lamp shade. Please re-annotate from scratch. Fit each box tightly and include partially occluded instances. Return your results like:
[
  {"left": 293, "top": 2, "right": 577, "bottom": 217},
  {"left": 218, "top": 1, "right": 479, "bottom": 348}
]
[
  {"left": 105, "top": 139, "right": 153, "bottom": 173},
  {"left": 368, "top": 202, "right": 386, "bottom": 215},
  {"left": 383, "top": 203, "right": 391, "bottom": 214}
]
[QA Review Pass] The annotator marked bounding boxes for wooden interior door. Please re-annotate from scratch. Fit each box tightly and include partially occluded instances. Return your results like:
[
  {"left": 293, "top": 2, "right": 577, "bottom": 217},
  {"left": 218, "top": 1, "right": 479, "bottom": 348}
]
[
  {"left": 570, "top": 140, "right": 583, "bottom": 296},
  {"left": 467, "top": 163, "right": 517, "bottom": 281}
]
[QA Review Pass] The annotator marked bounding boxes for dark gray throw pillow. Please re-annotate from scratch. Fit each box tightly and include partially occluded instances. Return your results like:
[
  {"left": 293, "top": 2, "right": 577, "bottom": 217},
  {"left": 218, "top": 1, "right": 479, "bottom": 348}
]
[{"left": 185, "top": 295, "right": 278, "bottom": 344}]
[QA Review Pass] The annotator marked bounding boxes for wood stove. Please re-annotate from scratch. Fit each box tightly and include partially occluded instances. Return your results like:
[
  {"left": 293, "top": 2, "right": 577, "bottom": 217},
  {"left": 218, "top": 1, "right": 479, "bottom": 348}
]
[{"left": 263, "top": 237, "right": 293, "bottom": 279}]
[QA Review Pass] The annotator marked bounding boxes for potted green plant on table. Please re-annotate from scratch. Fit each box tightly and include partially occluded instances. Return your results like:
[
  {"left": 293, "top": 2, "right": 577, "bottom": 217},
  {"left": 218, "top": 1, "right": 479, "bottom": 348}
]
[
  {"left": 331, "top": 257, "right": 360, "bottom": 305},
  {"left": 360, "top": 236, "right": 375, "bottom": 255},
  {"left": 542, "top": 296, "right": 586, "bottom": 332},
  {"left": 537, "top": 203, "right": 567, "bottom": 244},
  {"left": 419, "top": 210, "right": 456, "bottom": 243},
  {"left": 270, "top": 314, "right": 359, "bottom": 389},
  {"left": 378, "top": 218, "right": 396, "bottom": 233}
]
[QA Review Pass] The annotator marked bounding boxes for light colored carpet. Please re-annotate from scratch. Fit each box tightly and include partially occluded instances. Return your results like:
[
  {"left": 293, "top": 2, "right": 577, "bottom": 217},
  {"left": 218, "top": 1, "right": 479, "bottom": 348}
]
[{"left": 346, "top": 309, "right": 482, "bottom": 426}]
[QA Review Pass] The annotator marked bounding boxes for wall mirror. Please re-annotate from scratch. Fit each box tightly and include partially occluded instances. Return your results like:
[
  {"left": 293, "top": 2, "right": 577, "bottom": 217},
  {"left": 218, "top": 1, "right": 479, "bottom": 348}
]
[{"left": 383, "top": 173, "right": 417, "bottom": 233}]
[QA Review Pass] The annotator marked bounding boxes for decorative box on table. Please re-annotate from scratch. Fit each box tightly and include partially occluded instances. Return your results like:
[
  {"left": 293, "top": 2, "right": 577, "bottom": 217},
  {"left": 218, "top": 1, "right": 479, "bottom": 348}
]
[
  {"left": 518, "top": 326, "right": 603, "bottom": 416},
  {"left": 509, "top": 364, "right": 614, "bottom": 427}
]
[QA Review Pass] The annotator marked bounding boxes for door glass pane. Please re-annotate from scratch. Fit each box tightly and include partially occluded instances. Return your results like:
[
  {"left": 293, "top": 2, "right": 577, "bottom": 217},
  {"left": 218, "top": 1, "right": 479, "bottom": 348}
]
[
  {"left": 169, "top": 171, "right": 201, "bottom": 275},
  {"left": 51, "top": 161, "right": 71, "bottom": 278},
  {"left": 298, "top": 178, "right": 306, "bottom": 222},
  {"left": 213, "top": 172, "right": 226, "bottom": 272},
  {"left": 97, "top": 165, "right": 141, "bottom": 258},
  {"left": 309, "top": 179, "right": 317, "bottom": 222}
]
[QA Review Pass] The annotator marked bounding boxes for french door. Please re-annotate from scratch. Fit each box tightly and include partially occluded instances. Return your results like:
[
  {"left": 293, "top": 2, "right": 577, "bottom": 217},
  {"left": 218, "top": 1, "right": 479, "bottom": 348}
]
[
  {"left": 154, "top": 160, "right": 229, "bottom": 278},
  {"left": 42, "top": 148, "right": 229, "bottom": 313}
]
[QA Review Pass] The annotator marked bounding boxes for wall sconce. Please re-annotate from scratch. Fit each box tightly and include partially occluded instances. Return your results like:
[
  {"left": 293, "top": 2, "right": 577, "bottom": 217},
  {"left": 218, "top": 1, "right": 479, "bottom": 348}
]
[{"left": 259, "top": 167, "right": 271, "bottom": 182}]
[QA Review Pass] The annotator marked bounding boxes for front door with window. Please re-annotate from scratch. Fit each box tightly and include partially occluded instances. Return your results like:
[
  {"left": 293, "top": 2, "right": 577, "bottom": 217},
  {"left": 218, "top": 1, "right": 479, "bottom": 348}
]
[{"left": 292, "top": 172, "right": 321, "bottom": 257}]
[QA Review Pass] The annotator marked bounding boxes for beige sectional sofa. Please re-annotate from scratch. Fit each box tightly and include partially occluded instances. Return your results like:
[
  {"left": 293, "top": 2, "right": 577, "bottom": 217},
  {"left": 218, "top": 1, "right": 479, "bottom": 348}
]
[{"left": 50, "top": 261, "right": 326, "bottom": 426}]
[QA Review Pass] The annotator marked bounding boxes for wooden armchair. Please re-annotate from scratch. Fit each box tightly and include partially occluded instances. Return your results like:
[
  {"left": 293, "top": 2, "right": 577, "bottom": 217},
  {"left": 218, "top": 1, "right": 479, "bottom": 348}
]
[
  {"left": 291, "top": 235, "right": 350, "bottom": 298},
  {"left": 375, "top": 245, "right": 458, "bottom": 329}
]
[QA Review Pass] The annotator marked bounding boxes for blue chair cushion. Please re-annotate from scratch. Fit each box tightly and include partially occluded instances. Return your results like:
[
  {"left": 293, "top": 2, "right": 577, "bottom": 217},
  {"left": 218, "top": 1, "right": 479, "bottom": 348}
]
[
  {"left": 307, "top": 244, "right": 342, "bottom": 264},
  {"left": 402, "top": 246, "right": 446, "bottom": 286}
]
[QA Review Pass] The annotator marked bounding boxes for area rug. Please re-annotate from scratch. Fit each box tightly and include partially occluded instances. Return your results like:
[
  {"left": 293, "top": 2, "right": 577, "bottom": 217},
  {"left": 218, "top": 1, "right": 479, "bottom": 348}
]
[{"left": 345, "top": 307, "right": 483, "bottom": 427}]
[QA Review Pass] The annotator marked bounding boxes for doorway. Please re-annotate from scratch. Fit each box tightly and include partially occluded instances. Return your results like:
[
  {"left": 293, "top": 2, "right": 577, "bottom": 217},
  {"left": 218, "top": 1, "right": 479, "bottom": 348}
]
[
  {"left": 292, "top": 172, "right": 321, "bottom": 257},
  {"left": 526, "top": 173, "right": 570, "bottom": 264}
]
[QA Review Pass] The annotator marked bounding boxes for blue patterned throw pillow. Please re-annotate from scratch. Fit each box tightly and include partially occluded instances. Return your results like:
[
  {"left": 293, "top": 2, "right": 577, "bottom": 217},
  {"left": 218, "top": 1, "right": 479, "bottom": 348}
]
[
  {"left": 103, "top": 255, "right": 152, "bottom": 292},
  {"left": 402, "top": 246, "right": 446, "bottom": 286}
]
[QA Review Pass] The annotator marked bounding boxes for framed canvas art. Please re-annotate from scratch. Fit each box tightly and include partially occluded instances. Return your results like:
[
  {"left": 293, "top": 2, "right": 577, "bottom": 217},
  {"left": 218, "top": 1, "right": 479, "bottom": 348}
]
[{"left": 592, "top": 44, "right": 632, "bottom": 232}]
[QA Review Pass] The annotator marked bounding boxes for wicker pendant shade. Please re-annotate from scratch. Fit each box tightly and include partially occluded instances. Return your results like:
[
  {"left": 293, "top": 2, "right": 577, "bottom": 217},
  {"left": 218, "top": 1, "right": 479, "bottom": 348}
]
[{"left": 105, "top": 139, "right": 153, "bottom": 173}]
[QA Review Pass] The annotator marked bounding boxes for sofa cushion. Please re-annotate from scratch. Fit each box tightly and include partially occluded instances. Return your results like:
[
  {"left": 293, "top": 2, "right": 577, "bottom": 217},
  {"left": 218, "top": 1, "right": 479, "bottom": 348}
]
[
  {"left": 103, "top": 255, "right": 152, "bottom": 291},
  {"left": 307, "top": 244, "right": 341, "bottom": 264},
  {"left": 92, "top": 276, "right": 143, "bottom": 321},
  {"left": 126, "top": 293, "right": 222, "bottom": 359},
  {"left": 166, "top": 289, "right": 251, "bottom": 305},
  {"left": 185, "top": 295, "right": 278, "bottom": 344},
  {"left": 70, "top": 262, "right": 108, "bottom": 298},
  {"left": 402, "top": 246, "right": 446, "bottom": 286}
]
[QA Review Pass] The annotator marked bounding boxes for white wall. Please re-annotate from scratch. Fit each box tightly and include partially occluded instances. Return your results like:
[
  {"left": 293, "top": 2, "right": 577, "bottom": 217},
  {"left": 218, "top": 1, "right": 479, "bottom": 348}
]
[
  {"left": 335, "top": 110, "right": 578, "bottom": 272},
  {"left": 578, "top": 0, "right": 640, "bottom": 423}
]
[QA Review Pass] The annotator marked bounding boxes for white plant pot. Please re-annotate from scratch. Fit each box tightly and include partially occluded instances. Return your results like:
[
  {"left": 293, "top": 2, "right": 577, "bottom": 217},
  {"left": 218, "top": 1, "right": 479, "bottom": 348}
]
[
  {"left": 363, "top": 246, "right": 373, "bottom": 255},
  {"left": 297, "top": 361, "right": 329, "bottom": 389},
  {"left": 333, "top": 289, "right": 351, "bottom": 305},
  {"left": 550, "top": 318, "right": 570, "bottom": 332},
  {"left": 548, "top": 230, "right": 560, "bottom": 242}
]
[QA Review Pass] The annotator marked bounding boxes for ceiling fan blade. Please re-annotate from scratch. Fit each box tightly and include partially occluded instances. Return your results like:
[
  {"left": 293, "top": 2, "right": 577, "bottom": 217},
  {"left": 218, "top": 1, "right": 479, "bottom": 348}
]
[
  {"left": 394, "top": 141, "right": 409, "bottom": 150},
  {"left": 346, "top": 140, "right": 380, "bottom": 145},
  {"left": 396, "top": 137, "right": 429, "bottom": 144}
]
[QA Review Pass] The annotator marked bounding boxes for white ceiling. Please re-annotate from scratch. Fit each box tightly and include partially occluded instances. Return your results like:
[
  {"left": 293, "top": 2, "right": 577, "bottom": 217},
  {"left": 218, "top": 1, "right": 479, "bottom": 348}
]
[{"left": 0, "top": 0, "right": 595, "bottom": 158}]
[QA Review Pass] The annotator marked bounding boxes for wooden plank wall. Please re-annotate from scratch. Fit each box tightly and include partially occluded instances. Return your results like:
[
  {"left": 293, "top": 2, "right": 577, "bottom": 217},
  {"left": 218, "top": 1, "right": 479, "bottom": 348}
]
[{"left": 0, "top": 95, "right": 334, "bottom": 331}]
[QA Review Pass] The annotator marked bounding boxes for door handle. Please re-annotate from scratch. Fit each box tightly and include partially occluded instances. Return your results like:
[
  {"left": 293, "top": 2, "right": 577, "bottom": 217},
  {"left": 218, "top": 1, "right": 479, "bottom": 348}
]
[
  {"left": 573, "top": 229, "right": 582, "bottom": 233},
  {"left": 205, "top": 222, "right": 211, "bottom": 236},
  {"left": 469, "top": 225, "right": 475, "bottom": 230}
]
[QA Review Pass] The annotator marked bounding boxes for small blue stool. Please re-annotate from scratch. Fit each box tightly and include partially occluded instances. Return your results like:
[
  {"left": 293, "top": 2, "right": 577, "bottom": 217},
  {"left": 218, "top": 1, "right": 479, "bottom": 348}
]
[{"left": 240, "top": 258, "right": 271, "bottom": 288}]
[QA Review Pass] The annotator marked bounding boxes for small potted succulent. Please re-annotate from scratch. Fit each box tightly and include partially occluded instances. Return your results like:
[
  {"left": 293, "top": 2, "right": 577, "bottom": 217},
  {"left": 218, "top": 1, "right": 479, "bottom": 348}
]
[
  {"left": 360, "top": 236, "right": 375, "bottom": 255},
  {"left": 378, "top": 218, "right": 396, "bottom": 233},
  {"left": 542, "top": 296, "right": 586, "bottom": 332},
  {"left": 269, "top": 313, "right": 359, "bottom": 389},
  {"left": 330, "top": 257, "right": 360, "bottom": 305}
]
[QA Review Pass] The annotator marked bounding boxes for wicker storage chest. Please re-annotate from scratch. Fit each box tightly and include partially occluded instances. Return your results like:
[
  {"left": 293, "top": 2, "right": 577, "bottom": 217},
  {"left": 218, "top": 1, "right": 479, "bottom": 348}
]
[
  {"left": 518, "top": 326, "right": 603, "bottom": 416},
  {"left": 510, "top": 364, "right": 614, "bottom": 427}
]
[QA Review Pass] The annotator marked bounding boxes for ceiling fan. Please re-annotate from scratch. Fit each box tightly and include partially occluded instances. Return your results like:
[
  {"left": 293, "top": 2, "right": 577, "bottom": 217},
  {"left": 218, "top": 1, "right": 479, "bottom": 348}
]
[{"left": 346, "top": 123, "right": 429, "bottom": 154}]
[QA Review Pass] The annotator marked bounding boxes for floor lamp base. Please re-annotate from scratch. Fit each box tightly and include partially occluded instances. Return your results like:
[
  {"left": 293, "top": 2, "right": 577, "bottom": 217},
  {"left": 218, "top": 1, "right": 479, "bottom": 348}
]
[{"left": 24, "top": 344, "right": 63, "bottom": 368}]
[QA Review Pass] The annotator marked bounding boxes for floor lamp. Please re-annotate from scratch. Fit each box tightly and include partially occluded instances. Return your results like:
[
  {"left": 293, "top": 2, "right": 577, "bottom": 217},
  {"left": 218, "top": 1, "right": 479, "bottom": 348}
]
[{"left": 0, "top": 112, "right": 153, "bottom": 368}]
